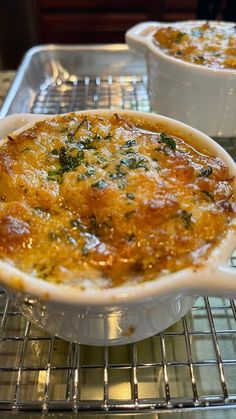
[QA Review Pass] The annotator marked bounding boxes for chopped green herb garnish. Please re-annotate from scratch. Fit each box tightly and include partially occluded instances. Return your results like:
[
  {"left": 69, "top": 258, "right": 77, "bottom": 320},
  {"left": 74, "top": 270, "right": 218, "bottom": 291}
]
[
  {"left": 77, "top": 167, "right": 96, "bottom": 181},
  {"left": 119, "top": 156, "right": 148, "bottom": 170},
  {"left": 202, "top": 190, "right": 214, "bottom": 201},
  {"left": 66, "top": 133, "right": 74, "bottom": 142},
  {"left": 91, "top": 179, "right": 108, "bottom": 189},
  {"left": 176, "top": 32, "right": 185, "bottom": 43},
  {"left": 47, "top": 170, "right": 63, "bottom": 184},
  {"left": 196, "top": 55, "right": 206, "bottom": 64},
  {"left": 126, "top": 192, "right": 135, "bottom": 200},
  {"left": 74, "top": 117, "right": 88, "bottom": 135},
  {"left": 48, "top": 231, "right": 60, "bottom": 241},
  {"left": 93, "top": 133, "right": 103, "bottom": 140},
  {"left": 59, "top": 146, "right": 84, "bottom": 172},
  {"left": 86, "top": 167, "right": 96, "bottom": 176},
  {"left": 123, "top": 139, "right": 136, "bottom": 148},
  {"left": 21, "top": 147, "right": 31, "bottom": 153},
  {"left": 109, "top": 171, "right": 126, "bottom": 179},
  {"left": 104, "top": 132, "right": 113, "bottom": 140},
  {"left": 97, "top": 155, "right": 107, "bottom": 163},
  {"left": 81, "top": 137, "right": 97, "bottom": 149},
  {"left": 48, "top": 146, "right": 84, "bottom": 183},
  {"left": 70, "top": 219, "right": 84, "bottom": 230},
  {"left": 159, "top": 132, "right": 176, "bottom": 150},
  {"left": 77, "top": 173, "right": 86, "bottom": 181},
  {"left": 199, "top": 166, "right": 213, "bottom": 177},
  {"left": 125, "top": 233, "right": 136, "bottom": 241},
  {"left": 50, "top": 149, "right": 60, "bottom": 156},
  {"left": 125, "top": 210, "right": 136, "bottom": 220},
  {"left": 117, "top": 180, "right": 126, "bottom": 189},
  {"left": 179, "top": 210, "right": 192, "bottom": 229}
]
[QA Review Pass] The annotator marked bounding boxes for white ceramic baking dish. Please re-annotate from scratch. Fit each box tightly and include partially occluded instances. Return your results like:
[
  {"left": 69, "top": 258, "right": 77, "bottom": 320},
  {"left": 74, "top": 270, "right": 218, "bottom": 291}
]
[
  {"left": 0, "top": 110, "right": 235, "bottom": 346},
  {"left": 126, "top": 21, "right": 236, "bottom": 137}
]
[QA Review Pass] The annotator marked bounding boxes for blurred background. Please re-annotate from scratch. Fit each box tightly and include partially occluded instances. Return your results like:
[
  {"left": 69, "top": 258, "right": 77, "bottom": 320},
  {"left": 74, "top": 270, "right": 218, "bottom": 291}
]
[{"left": 0, "top": 0, "right": 235, "bottom": 69}]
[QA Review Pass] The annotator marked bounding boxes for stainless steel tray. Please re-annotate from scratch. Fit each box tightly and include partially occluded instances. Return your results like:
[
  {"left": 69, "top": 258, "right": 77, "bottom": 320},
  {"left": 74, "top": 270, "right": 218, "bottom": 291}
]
[
  {"left": 0, "top": 44, "right": 148, "bottom": 117},
  {"left": 0, "top": 44, "right": 236, "bottom": 417}
]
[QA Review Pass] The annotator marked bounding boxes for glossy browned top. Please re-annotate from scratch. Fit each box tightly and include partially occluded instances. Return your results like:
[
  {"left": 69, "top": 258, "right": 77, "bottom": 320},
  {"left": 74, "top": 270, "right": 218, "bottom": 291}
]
[
  {"left": 0, "top": 113, "right": 234, "bottom": 289},
  {"left": 154, "top": 22, "right": 236, "bottom": 69}
]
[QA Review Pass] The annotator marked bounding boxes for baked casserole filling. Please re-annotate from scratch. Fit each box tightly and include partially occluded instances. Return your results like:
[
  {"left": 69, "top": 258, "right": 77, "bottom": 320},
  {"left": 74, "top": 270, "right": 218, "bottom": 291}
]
[
  {"left": 0, "top": 113, "right": 235, "bottom": 289},
  {"left": 154, "top": 22, "right": 236, "bottom": 69}
]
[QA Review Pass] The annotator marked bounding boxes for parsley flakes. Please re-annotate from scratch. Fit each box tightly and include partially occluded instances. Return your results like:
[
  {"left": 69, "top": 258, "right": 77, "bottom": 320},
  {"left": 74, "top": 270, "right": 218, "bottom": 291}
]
[
  {"left": 48, "top": 146, "right": 84, "bottom": 183},
  {"left": 91, "top": 179, "right": 108, "bottom": 189},
  {"left": 199, "top": 167, "right": 213, "bottom": 177},
  {"left": 159, "top": 132, "right": 176, "bottom": 150}
]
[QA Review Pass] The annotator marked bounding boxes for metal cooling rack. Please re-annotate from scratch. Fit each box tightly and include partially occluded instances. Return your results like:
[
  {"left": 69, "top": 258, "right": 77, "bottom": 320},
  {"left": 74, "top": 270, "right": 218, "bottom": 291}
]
[
  {"left": 30, "top": 74, "right": 150, "bottom": 115},
  {"left": 1, "top": 293, "right": 236, "bottom": 414},
  {"left": 0, "top": 46, "right": 236, "bottom": 415}
]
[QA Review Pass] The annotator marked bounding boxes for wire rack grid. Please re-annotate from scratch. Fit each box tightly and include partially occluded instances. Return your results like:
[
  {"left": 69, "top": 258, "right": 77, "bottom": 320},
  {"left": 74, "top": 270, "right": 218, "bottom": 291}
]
[{"left": 0, "top": 69, "right": 236, "bottom": 415}]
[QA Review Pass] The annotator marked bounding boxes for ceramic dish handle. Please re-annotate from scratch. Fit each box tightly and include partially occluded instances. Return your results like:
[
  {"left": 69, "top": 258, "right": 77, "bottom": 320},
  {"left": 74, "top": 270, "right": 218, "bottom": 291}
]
[
  {"left": 0, "top": 113, "right": 45, "bottom": 140},
  {"left": 188, "top": 242, "right": 236, "bottom": 299},
  {"left": 196, "top": 262, "right": 236, "bottom": 299},
  {"left": 125, "top": 22, "right": 161, "bottom": 55}
]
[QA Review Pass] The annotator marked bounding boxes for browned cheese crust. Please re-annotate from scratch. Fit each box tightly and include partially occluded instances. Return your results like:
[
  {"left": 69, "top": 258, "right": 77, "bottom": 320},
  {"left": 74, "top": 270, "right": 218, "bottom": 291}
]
[
  {"left": 154, "top": 22, "right": 236, "bottom": 69},
  {"left": 0, "top": 113, "right": 235, "bottom": 288}
]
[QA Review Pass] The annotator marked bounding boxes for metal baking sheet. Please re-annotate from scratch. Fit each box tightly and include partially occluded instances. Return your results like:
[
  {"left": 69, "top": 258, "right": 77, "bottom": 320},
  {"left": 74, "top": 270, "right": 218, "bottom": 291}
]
[
  {"left": 0, "top": 44, "right": 236, "bottom": 416},
  {"left": 0, "top": 44, "right": 148, "bottom": 117}
]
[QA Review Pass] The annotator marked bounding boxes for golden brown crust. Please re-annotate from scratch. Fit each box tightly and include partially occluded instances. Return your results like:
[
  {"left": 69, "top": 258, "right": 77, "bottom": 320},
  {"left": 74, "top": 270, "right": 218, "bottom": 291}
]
[
  {"left": 154, "top": 22, "right": 236, "bottom": 69},
  {"left": 0, "top": 113, "right": 234, "bottom": 288}
]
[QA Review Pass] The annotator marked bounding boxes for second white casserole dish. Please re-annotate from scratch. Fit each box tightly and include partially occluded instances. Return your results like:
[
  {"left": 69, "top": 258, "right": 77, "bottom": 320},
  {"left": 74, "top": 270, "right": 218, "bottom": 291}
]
[
  {"left": 126, "top": 21, "right": 236, "bottom": 137},
  {"left": 0, "top": 110, "right": 235, "bottom": 346}
]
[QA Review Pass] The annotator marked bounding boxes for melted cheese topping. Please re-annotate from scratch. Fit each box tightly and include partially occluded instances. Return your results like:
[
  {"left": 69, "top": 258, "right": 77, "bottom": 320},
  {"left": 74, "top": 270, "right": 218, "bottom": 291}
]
[
  {"left": 154, "top": 22, "right": 236, "bottom": 69},
  {"left": 0, "top": 113, "right": 235, "bottom": 289}
]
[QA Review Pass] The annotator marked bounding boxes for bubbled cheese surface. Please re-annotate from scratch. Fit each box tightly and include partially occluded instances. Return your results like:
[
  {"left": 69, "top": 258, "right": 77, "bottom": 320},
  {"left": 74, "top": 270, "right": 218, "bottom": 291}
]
[{"left": 0, "top": 113, "right": 234, "bottom": 289}]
